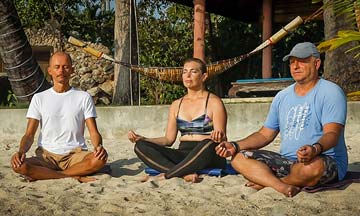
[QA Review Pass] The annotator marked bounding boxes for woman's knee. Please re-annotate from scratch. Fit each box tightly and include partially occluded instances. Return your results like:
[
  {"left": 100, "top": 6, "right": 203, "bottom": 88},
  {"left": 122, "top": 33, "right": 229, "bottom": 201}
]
[{"left": 134, "top": 140, "right": 149, "bottom": 152}]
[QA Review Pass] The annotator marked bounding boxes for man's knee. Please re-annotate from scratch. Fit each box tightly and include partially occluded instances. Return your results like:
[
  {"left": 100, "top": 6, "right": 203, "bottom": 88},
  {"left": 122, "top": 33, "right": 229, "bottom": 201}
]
[
  {"left": 88, "top": 155, "right": 106, "bottom": 170},
  {"left": 297, "top": 157, "right": 324, "bottom": 180},
  {"left": 230, "top": 152, "right": 247, "bottom": 168}
]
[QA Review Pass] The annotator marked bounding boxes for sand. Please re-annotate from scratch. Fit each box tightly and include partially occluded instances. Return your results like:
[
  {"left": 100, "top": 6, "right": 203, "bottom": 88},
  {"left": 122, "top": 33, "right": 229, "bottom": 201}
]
[{"left": 0, "top": 136, "right": 359, "bottom": 216}]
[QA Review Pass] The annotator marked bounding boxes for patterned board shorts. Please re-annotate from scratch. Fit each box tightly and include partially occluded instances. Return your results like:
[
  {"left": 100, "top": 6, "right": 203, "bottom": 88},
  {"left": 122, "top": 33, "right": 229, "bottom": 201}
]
[{"left": 240, "top": 149, "right": 338, "bottom": 185}]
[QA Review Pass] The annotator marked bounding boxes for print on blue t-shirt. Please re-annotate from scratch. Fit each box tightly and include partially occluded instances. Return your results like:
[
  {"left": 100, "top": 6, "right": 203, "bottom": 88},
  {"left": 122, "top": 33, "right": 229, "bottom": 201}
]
[{"left": 283, "top": 101, "right": 311, "bottom": 141}]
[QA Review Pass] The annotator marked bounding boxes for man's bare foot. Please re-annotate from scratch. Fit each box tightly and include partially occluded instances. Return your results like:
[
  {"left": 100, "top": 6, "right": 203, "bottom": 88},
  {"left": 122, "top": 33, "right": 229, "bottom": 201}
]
[
  {"left": 245, "top": 181, "right": 264, "bottom": 190},
  {"left": 74, "top": 176, "right": 97, "bottom": 183},
  {"left": 278, "top": 184, "right": 301, "bottom": 197},
  {"left": 183, "top": 173, "right": 203, "bottom": 183},
  {"left": 20, "top": 174, "right": 35, "bottom": 182}
]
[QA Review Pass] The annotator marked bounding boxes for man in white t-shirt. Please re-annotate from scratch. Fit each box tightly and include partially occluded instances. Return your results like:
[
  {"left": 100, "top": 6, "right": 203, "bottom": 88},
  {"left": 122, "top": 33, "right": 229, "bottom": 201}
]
[{"left": 11, "top": 52, "right": 108, "bottom": 182}]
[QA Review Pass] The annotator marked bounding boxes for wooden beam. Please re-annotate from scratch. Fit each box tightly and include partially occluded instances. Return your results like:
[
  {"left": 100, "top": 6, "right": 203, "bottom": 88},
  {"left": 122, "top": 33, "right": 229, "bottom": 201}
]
[
  {"left": 193, "top": 0, "right": 206, "bottom": 62},
  {"left": 262, "top": 0, "right": 272, "bottom": 78}
]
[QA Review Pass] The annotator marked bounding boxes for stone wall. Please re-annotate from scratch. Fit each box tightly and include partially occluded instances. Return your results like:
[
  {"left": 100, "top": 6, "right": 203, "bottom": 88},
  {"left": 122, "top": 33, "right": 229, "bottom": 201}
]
[{"left": 25, "top": 27, "right": 114, "bottom": 105}]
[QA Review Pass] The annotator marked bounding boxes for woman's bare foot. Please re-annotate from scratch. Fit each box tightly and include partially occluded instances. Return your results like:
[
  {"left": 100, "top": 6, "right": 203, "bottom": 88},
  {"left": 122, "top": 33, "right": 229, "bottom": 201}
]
[
  {"left": 245, "top": 181, "right": 264, "bottom": 190},
  {"left": 140, "top": 175, "right": 150, "bottom": 182},
  {"left": 140, "top": 173, "right": 165, "bottom": 182},
  {"left": 183, "top": 173, "right": 203, "bottom": 183}
]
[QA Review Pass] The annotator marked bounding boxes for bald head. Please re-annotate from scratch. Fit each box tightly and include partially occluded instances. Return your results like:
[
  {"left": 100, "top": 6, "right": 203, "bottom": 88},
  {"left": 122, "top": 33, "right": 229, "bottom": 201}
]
[
  {"left": 49, "top": 51, "right": 73, "bottom": 66},
  {"left": 47, "top": 51, "right": 74, "bottom": 87}
]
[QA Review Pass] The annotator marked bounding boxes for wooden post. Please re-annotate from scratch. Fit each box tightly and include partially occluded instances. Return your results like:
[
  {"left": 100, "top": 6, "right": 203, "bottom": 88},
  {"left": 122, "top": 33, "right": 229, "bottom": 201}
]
[
  {"left": 193, "top": 0, "right": 206, "bottom": 62},
  {"left": 262, "top": 0, "right": 272, "bottom": 78}
]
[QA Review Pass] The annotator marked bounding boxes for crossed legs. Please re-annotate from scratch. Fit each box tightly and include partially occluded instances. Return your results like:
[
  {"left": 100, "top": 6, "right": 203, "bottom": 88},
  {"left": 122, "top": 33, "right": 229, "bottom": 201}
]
[
  {"left": 134, "top": 139, "right": 225, "bottom": 182},
  {"left": 231, "top": 151, "right": 325, "bottom": 197},
  {"left": 12, "top": 152, "right": 106, "bottom": 182}
]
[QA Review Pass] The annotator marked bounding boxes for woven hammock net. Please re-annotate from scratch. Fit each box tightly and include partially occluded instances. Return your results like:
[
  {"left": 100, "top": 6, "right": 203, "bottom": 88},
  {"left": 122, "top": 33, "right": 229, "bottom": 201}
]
[{"left": 129, "top": 55, "right": 247, "bottom": 83}]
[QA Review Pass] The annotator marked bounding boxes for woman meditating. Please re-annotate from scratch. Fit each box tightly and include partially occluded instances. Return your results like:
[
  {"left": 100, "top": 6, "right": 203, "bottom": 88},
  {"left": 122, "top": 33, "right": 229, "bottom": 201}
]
[{"left": 128, "top": 58, "right": 227, "bottom": 183}]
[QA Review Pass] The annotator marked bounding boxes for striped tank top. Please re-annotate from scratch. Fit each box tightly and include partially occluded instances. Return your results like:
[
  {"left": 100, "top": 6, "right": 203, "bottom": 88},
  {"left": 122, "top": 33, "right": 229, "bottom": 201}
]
[{"left": 176, "top": 92, "right": 214, "bottom": 136}]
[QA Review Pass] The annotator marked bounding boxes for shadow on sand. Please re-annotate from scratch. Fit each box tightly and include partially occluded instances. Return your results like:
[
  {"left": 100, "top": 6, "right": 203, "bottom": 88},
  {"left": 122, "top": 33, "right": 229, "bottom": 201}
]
[
  {"left": 102, "top": 157, "right": 145, "bottom": 178},
  {"left": 348, "top": 161, "right": 360, "bottom": 172}
]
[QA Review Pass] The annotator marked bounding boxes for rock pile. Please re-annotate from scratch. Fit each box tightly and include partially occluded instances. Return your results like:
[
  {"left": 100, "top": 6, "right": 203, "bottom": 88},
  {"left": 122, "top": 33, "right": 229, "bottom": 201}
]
[{"left": 25, "top": 27, "right": 114, "bottom": 105}]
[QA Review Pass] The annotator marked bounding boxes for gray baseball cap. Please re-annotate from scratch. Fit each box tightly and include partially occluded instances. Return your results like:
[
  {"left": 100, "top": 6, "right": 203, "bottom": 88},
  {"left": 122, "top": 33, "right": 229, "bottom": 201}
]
[{"left": 282, "top": 42, "right": 320, "bottom": 61}]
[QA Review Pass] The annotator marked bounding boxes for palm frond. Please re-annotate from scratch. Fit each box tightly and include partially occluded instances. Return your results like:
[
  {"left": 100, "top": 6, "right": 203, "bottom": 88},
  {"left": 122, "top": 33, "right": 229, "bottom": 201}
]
[
  {"left": 317, "top": 30, "right": 360, "bottom": 57},
  {"left": 317, "top": 0, "right": 358, "bottom": 27},
  {"left": 312, "top": 0, "right": 322, "bottom": 4},
  {"left": 345, "top": 44, "right": 360, "bottom": 53}
]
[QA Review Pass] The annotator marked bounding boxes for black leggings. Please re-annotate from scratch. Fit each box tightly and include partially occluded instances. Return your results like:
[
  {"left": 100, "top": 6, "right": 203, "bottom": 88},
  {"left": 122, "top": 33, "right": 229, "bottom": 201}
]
[{"left": 134, "top": 139, "right": 226, "bottom": 179}]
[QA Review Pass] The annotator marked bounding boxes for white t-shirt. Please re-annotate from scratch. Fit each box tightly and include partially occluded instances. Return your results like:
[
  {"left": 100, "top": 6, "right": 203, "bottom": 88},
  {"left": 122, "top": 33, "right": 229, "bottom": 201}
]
[{"left": 27, "top": 87, "right": 97, "bottom": 155}]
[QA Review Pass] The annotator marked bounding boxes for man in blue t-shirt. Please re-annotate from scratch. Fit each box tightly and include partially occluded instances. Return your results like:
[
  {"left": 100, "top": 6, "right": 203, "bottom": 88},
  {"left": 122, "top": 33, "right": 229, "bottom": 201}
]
[{"left": 216, "top": 42, "right": 348, "bottom": 197}]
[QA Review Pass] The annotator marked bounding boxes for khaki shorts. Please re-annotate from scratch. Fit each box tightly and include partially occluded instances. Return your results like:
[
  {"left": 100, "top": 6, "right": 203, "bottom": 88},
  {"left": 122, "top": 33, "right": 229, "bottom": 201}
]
[{"left": 30, "top": 147, "right": 92, "bottom": 171}]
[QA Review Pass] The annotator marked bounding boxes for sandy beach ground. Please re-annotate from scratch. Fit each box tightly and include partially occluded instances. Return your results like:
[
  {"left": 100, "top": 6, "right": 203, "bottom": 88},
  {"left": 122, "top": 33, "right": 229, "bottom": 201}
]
[{"left": 0, "top": 135, "right": 359, "bottom": 216}]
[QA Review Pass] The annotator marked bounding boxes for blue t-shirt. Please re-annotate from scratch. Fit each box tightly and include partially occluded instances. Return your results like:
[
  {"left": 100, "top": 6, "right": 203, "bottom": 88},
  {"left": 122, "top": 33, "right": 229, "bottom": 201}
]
[{"left": 264, "top": 79, "right": 348, "bottom": 180}]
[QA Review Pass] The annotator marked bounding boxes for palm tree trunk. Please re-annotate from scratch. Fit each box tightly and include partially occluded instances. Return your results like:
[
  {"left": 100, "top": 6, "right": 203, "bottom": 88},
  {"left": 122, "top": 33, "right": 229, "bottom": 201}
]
[
  {"left": 323, "top": 0, "right": 360, "bottom": 93},
  {"left": 0, "top": 0, "right": 51, "bottom": 102},
  {"left": 113, "top": 0, "right": 139, "bottom": 105}
]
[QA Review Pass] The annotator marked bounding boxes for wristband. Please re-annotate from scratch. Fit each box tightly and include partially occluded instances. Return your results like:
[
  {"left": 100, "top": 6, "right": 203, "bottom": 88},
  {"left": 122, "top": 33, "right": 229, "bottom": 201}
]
[
  {"left": 230, "top": 141, "right": 239, "bottom": 153},
  {"left": 312, "top": 144, "right": 319, "bottom": 155},
  {"left": 312, "top": 142, "right": 323, "bottom": 153}
]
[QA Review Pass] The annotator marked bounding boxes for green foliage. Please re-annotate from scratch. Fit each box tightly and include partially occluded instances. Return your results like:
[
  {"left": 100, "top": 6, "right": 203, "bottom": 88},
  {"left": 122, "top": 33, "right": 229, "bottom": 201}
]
[
  {"left": 313, "top": 0, "right": 360, "bottom": 57},
  {"left": 318, "top": 30, "right": 360, "bottom": 57},
  {"left": 273, "top": 21, "right": 325, "bottom": 77},
  {"left": 137, "top": 0, "right": 190, "bottom": 104},
  {"left": 0, "top": 90, "right": 18, "bottom": 107},
  {"left": 13, "top": 0, "right": 330, "bottom": 103},
  {"left": 64, "top": 1, "right": 115, "bottom": 49},
  {"left": 140, "top": 78, "right": 185, "bottom": 105},
  {"left": 15, "top": 0, "right": 50, "bottom": 27},
  {"left": 6, "top": 90, "right": 18, "bottom": 107},
  {"left": 206, "top": 15, "right": 263, "bottom": 93},
  {"left": 15, "top": 0, "right": 115, "bottom": 49},
  {"left": 313, "top": 0, "right": 359, "bottom": 25},
  {"left": 136, "top": 0, "right": 265, "bottom": 101},
  {"left": 136, "top": 0, "right": 327, "bottom": 100}
]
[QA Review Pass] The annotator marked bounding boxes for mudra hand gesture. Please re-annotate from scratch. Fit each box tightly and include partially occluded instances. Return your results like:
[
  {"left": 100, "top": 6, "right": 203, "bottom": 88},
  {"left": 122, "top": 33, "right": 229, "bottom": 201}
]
[{"left": 128, "top": 130, "right": 145, "bottom": 143}]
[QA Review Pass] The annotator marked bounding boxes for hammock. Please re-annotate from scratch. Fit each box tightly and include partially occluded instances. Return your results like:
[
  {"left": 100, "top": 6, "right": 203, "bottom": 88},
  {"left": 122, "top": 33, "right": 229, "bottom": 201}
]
[
  {"left": 69, "top": 11, "right": 321, "bottom": 82},
  {"left": 69, "top": 16, "right": 303, "bottom": 82},
  {"left": 129, "top": 55, "right": 246, "bottom": 82}
]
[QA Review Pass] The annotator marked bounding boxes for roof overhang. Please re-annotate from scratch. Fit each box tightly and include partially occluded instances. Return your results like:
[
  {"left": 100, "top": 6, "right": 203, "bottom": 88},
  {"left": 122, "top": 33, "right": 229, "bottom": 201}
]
[{"left": 167, "top": 0, "right": 323, "bottom": 23}]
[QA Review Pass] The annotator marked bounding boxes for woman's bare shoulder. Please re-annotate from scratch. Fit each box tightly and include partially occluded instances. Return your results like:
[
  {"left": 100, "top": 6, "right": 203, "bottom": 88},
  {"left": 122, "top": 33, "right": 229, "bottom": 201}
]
[
  {"left": 169, "top": 97, "right": 183, "bottom": 113},
  {"left": 208, "top": 92, "right": 223, "bottom": 104},
  {"left": 170, "top": 97, "right": 182, "bottom": 107}
]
